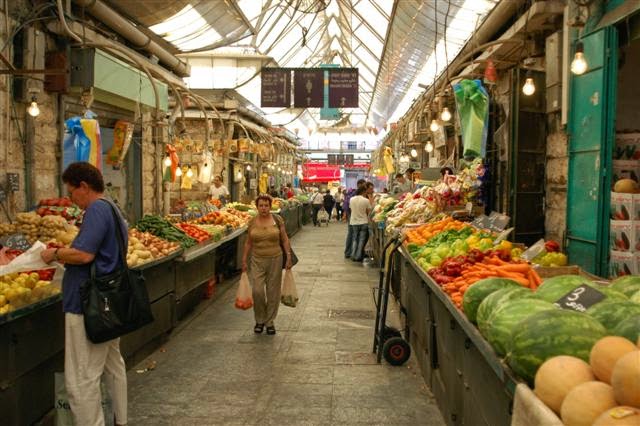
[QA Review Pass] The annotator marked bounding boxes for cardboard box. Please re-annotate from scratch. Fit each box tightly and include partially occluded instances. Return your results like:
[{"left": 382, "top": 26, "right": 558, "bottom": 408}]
[
  {"left": 615, "top": 133, "right": 640, "bottom": 160},
  {"left": 611, "top": 191, "right": 634, "bottom": 220},
  {"left": 610, "top": 250, "right": 637, "bottom": 278},
  {"left": 613, "top": 160, "right": 640, "bottom": 184},
  {"left": 610, "top": 220, "right": 634, "bottom": 252}
]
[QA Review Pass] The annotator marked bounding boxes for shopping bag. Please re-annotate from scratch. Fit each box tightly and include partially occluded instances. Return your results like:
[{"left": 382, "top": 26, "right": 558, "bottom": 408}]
[
  {"left": 281, "top": 269, "right": 298, "bottom": 308},
  {"left": 55, "top": 372, "right": 113, "bottom": 426},
  {"left": 234, "top": 272, "right": 253, "bottom": 310}
]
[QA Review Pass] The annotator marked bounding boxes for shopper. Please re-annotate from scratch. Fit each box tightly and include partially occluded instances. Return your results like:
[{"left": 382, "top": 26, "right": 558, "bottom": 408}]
[
  {"left": 343, "top": 179, "right": 366, "bottom": 257},
  {"left": 405, "top": 167, "right": 416, "bottom": 192},
  {"left": 334, "top": 189, "right": 344, "bottom": 221},
  {"left": 285, "top": 183, "right": 295, "bottom": 199},
  {"left": 241, "top": 194, "right": 293, "bottom": 335},
  {"left": 392, "top": 173, "right": 411, "bottom": 195},
  {"left": 40, "top": 162, "right": 128, "bottom": 426},
  {"left": 323, "top": 190, "right": 335, "bottom": 222},
  {"left": 311, "top": 189, "right": 324, "bottom": 226},
  {"left": 209, "top": 175, "right": 230, "bottom": 204},
  {"left": 365, "top": 181, "right": 375, "bottom": 205},
  {"left": 269, "top": 185, "right": 279, "bottom": 198},
  {"left": 348, "top": 186, "right": 372, "bottom": 262}
]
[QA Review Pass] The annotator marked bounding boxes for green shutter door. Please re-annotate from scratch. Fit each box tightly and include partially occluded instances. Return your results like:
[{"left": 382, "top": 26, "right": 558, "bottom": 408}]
[{"left": 566, "top": 27, "right": 618, "bottom": 276}]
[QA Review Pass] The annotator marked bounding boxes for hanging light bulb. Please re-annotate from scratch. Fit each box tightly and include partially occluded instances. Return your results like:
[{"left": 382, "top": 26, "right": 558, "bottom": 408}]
[
  {"left": 186, "top": 166, "right": 193, "bottom": 178},
  {"left": 246, "top": 164, "right": 252, "bottom": 171},
  {"left": 430, "top": 119, "right": 440, "bottom": 132},
  {"left": 27, "top": 96, "right": 40, "bottom": 117},
  {"left": 522, "top": 72, "right": 536, "bottom": 96},
  {"left": 425, "top": 141, "right": 434, "bottom": 153},
  {"left": 175, "top": 166, "right": 183, "bottom": 177},
  {"left": 164, "top": 155, "right": 172, "bottom": 167},
  {"left": 571, "top": 41, "right": 588, "bottom": 75},
  {"left": 440, "top": 107, "right": 452, "bottom": 122},
  {"left": 410, "top": 148, "right": 418, "bottom": 158}
]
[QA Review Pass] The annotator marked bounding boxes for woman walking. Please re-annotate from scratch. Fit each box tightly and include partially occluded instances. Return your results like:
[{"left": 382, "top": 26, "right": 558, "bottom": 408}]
[
  {"left": 241, "top": 194, "right": 293, "bottom": 335},
  {"left": 334, "top": 189, "right": 344, "bottom": 221},
  {"left": 323, "top": 190, "right": 335, "bottom": 222}
]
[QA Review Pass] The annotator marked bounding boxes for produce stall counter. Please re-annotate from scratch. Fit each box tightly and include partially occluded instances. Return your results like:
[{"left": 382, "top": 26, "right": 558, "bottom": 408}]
[
  {"left": 398, "top": 246, "right": 520, "bottom": 426},
  {"left": 280, "top": 205, "right": 300, "bottom": 237},
  {"left": 177, "top": 226, "right": 247, "bottom": 263}
]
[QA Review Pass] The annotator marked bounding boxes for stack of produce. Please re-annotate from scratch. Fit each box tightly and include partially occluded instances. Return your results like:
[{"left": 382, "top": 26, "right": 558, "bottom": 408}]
[
  {"left": 372, "top": 195, "right": 398, "bottom": 222},
  {"left": 0, "top": 223, "right": 15, "bottom": 236},
  {"left": 532, "top": 337, "right": 639, "bottom": 426},
  {"left": 134, "top": 215, "right": 196, "bottom": 249},
  {"left": 225, "top": 208, "right": 253, "bottom": 223},
  {"left": 35, "top": 198, "right": 82, "bottom": 222},
  {"left": 295, "top": 194, "right": 310, "bottom": 203},
  {"left": 385, "top": 197, "right": 439, "bottom": 234},
  {"left": 176, "top": 223, "right": 211, "bottom": 243},
  {"left": 39, "top": 215, "right": 79, "bottom": 246},
  {"left": 14, "top": 212, "right": 41, "bottom": 244},
  {"left": 0, "top": 272, "right": 60, "bottom": 315},
  {"left": 226, "top": 202, "right": 254, "bottom": 212},
  {"left": 127, "top": 229, "right": 181, "bottom": 267},
  {"left": 193, "top": 211, "right": 245, "bottom": 229},
  {"left": 192, "top": 224, "right": 226, "bottom": 241}
]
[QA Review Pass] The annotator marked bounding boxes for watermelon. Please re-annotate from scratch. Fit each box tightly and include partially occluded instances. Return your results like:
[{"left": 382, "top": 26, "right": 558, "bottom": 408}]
[
  {"left": 462, "top": 278, "right": 520, "bottom": 323},
  {"left": 483, "top": 299, "right": 557, "bottom": 356},
  {"left": 587, "top": 301, "right": 640, "bottom": 332},
  {"left": 535, "top": 275, "right": 589, "bottom": 302},
  {"left": 586, "top": 285, "right": 627, "bottom": 303},
  {"left": 631, "top": 290, "right": 640, "bottom": 304},
  {"left": 476, "top": 287, "right": 534, "bottom": 335},
  {"left": 610, "top": 275, "right": 640, "bottom": 297},
  {"left": 612, "top": 315, "right": 640, "bottom": 343},
  {"left": 508, "top": 309, "right": 607, "bottom": 384}
]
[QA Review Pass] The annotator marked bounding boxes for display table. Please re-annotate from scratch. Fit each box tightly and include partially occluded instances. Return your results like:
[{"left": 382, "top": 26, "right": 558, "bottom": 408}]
[
  {"left": 174, "top": 227, "right": 246, "bottom": 319},
  {"left": 280, "top": 205, "right": 300, "bottom": 237},
  {"left": 398, "top": 246, "right": 519, "bottom": 426}
]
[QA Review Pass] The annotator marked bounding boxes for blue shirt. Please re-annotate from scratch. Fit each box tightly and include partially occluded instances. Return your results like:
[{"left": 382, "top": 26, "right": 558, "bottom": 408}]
[{"left": 62, "top": 199, "right": 128, "bottom": 313}]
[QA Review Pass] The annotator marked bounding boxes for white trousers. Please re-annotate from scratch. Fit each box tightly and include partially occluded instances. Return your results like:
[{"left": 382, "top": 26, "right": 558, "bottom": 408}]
[{"left": 65, "top": 313, "right": 128, "bottom": 426}]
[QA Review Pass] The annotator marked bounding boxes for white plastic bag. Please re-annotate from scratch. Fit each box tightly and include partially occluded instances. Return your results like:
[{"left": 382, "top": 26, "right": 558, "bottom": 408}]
[
  {"left": 281, "top": 269, "right": 298, "bottom": 308},
  {"left": 55, "top": 372, "right": 113, "bottom": 426},
  {"left": 234, "top": 272, "right": 253, "bottom": 310},
  {"left": 0, "top": 241, "right": 64, "bottom": 280}
]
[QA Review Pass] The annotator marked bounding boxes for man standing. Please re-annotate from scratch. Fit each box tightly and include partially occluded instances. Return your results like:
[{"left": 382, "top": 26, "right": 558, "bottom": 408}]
[
  {"left": 334, "top": 188, "right": 344, "bottom": 221},
  {"left": 392, "top": 173, "right": 410, "bottom": 195},
  {"left": 41, "top": 162, "right": 128, "bottom": 426},
  {"left": 209, "top": 175, "right": 230, "bottom": 203},
  {"left": 311, "top": 189, "right": 324, "bottom": 226},
  {"left": 344, "top": 179, "right": 367, "bottom": 259},
  {"left": 348, "top": 186, "right": 372, "bottom": 262}
]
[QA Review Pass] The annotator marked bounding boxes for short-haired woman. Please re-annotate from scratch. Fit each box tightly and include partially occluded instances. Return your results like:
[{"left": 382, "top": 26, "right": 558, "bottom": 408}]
[{"left": 241, "top": 195, "right": 293, "bottom": 335}]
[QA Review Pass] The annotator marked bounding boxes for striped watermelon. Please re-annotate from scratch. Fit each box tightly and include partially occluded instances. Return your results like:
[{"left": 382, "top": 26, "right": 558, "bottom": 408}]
[
  {"left": 612, "top": 315, "right": 640, "bottom": 344},
  {"left": 483, "top": 299, "right": 557, "bottom": 356},
  {"left": 476, "top": 287, "right": 534, "bottom": 337},
  {"left": 610, "top": 275, "right": 640, "bottom": 297},
  {"left": 462, "top": 278, "right": 520, "bottom": 323},
  {"left": 587, "top": 301, "right": 640, "bottom": 332},
  {"left": 586, "top": 284, "right": 627, "bottom": 303},
  {"left": 508, "top": 309, "right": 607, "bottom": 384},
  {"left": 535, "top": 275, "right": 589, "bottom": 302},
  {"left": 631, "top": 290, "right": 640, "bottom": 304}
]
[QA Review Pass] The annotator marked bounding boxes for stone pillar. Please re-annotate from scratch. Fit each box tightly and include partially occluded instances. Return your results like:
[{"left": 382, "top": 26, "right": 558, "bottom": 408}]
[{"left": 545, "top": 114, "right": 568, "bottom": 244}]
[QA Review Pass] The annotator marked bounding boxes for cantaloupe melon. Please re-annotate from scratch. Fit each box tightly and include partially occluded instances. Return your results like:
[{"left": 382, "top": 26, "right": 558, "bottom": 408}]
[
  {"left": 534, "top": 355, "right": 595, "bottom": 414},
  {"left": 614, "top": 179, "right": 639, "bottom": 194},
  {"left": 611, "top": 351, "right": 640, "bottom": 408},
  {"left": 590, "top": 336, "right": 638, "bottom": 383},
  {"left": 593, "top": 406, "right": 640, "bottom": 425},
  {"left": 561, "top": 381, "right": 617, "bottom": 426}
]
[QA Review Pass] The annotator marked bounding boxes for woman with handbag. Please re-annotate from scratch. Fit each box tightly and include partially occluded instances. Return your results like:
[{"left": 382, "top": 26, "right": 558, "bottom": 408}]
[
  {"left": 41, "top": 162, "right": 128, "bottom": 426},
  {"left": 241, "top": 194, "right": 293, "bottom": 335}
]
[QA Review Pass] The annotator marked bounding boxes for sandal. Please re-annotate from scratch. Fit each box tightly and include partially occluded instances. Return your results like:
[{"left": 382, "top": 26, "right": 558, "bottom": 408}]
[
  {"left": 254, "top": 323, "right": 264, "bottom": 334},
  {"left": 266, "top": 326, "right": 276, "bottom": 335}
]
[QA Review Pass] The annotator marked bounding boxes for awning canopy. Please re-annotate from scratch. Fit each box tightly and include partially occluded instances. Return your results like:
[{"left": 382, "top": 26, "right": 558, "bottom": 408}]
[{"left": 302, "top": 162, "right": 341, "bottom": 182}]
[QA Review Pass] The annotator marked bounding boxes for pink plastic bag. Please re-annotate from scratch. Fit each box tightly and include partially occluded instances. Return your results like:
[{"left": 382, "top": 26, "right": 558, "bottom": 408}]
[{"left": 234, "top": 272, "right": 253, "bottom": 310}]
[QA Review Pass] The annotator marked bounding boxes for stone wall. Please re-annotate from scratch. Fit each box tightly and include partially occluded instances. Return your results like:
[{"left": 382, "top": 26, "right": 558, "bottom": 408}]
[{"left": 545, "top": 113, "right": 568, "bottom": 243}]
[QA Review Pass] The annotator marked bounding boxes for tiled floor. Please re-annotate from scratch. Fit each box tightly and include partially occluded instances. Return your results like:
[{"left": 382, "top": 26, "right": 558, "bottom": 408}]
[{"left": 127, "top": 220, "right": 445, "bottom": 425}]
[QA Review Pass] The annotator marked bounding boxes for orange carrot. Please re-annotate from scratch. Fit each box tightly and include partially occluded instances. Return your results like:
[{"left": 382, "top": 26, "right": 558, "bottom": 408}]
[{"left": 498, "top": 263, "right": 531, "bottom": 273}]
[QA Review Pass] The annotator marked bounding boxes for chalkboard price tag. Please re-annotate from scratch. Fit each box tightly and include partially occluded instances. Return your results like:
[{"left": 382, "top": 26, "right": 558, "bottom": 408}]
[
  {"left": 7, "top": 173, "right": 19, "bottom": 192},
  {"left": 0, "top": 233, "right": 32, "bottom": 251},
  {"left": 554, "top": 284, "right": 606, "bottom": 312}
]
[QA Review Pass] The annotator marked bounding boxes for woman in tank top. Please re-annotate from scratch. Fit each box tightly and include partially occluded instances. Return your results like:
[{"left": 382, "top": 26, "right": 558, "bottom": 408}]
[{"left": 241, "top": 194, "right": 293, "bottom": 335}]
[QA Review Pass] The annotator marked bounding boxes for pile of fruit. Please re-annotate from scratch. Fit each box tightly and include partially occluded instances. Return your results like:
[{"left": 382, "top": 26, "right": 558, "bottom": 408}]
[
  {"left": 193, "top": 210, "right": 245, "bottom": 229},
  {"left": 224, "top": 208, "right": 253, "bottom": 223},
  {"left": 127, "top": 229, "right": 181, "bottom": 267},
  {"left": 35, "top": 198, "right": 82, "bottom": 222},
  {"left": 192, "top": 224, "right": 226, "bottom": 241},
  {"left": 532, "top": 337, "right": 639, "bottom": 426},
  {"left": 0, "top": 272, "right": 60, "bottom": 315},
  {"left": 134, "top": 215, "right": 196, "bottom": 249},
  {"left": 0, "top": 212, "right": 79, "bottom": 247},
  {"left": 176, "top": 223, "right": 211, "bottom": 243},
  {"left": 459, "top": 273, "right": 640, "bottom": 387},
  {"left": 372, "top": 196, "right": 398, "bottom": 222},
  {"left": 226, "top": 202, "right": 254, "bottom": 212}
]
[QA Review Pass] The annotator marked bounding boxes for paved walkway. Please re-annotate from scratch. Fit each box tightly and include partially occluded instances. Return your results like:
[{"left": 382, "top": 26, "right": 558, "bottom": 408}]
[{"left": 128, "top": 220, "right": 445, "bottom": 425}]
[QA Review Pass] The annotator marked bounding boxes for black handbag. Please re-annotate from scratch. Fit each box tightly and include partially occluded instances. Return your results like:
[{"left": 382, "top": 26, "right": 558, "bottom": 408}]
[
  {"left": 272, "top": 214, "right": 298, "bottom": 269},
  {"left": 80, "top": 200, "right": 154, "bottom": 343}
]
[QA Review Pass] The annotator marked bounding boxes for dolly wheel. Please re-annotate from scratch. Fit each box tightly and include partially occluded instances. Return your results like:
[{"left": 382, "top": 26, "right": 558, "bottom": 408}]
[{"left": 382, "top": 337, "right": 411, "bottom": 366}]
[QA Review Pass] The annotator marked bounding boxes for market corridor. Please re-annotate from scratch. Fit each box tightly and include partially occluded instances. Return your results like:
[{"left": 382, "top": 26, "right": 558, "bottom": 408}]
[{"left": 127, "top": 222, "right": 445, "bottom": 425}]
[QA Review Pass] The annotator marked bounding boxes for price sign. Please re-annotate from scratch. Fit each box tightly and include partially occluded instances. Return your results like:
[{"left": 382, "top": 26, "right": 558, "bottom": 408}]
[
  {"left": 472, "top": 211, "right": 510, "bottom": 233},
  {"left": 554, "top": 284, "right": 606, "bottom": 313},
  {"left": 0, "top": 233, "right": 32, "bottom": 251}
]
